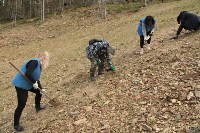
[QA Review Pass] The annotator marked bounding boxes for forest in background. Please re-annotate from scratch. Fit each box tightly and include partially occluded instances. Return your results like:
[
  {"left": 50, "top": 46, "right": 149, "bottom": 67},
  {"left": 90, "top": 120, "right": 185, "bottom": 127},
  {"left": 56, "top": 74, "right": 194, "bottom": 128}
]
[{"left": 0, "top": 0, "right": 178, "bottom": 23}]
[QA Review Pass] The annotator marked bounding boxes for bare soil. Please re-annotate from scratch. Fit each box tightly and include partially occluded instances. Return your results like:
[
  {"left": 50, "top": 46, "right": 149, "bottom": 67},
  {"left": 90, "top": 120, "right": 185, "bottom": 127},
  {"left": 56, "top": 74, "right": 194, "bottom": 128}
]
[{"left": 0, "top": 0, "right": 200, "bottom": 132}]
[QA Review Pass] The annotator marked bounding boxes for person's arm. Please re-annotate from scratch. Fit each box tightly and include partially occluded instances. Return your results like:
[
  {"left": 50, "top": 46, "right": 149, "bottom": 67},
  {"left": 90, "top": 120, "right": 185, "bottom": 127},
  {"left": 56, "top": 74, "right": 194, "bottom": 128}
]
[
  {"left": 106, "top": 54, "right": 112, "bottom": 66},
  {"left": 26, "top": 60, "right": 43, "bottom": 89},
  {"left": 25, "top": 60, "right": 38, "bottom": 83},
  {"left": 142, "top": 23, "right": 147, "bottom": 37},
  {"left": 150, "top": 28, "right": 154, "bottom": 36},
  {"left": 37, "top": 80, "right": 43, "bottom": 89},
  {"left": 93, "top": 44, "right": 100, "bottom": 60},
  {"left": 170, "top": 25, "right": 183, "bottom": 39},
  {"left": 176, "top": 24, "right": 184, "bottom": 36}
]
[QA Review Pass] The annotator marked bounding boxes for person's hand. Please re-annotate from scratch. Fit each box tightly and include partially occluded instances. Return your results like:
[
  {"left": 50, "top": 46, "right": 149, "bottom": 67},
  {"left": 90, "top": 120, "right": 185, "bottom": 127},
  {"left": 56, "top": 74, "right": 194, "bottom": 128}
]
[
  {"left": 40, "top": 89, "right": 46, "bottom": 94},
  {"left": 110, "top": 65, "right": 116, "bottom": 71},
  {"left": 171, "top": 35, "right": 179, "bottom": 40},
  {"left": 149, "top": 31, "right": 154, "bottom": 36},
  {"left": 96, "top": 60, "right": 101, "bottom": 65},
  {"left": 33, "top": 81, "right": 39, "bottom": 89},
  {"left": 144, "top": 36, "right": 150, "bottom": 41}
]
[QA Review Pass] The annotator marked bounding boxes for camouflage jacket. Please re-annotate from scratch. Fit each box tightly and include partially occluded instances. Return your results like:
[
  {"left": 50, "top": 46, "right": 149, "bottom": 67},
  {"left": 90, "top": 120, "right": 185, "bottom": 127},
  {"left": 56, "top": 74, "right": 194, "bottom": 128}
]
[{"left": 86, "top": 40, "right": 110, "bottom": 60}]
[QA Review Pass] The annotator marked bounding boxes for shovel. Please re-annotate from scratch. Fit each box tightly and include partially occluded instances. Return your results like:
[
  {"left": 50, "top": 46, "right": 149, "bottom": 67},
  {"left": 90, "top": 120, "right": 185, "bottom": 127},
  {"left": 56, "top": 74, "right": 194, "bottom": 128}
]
[{"left": 9, "top": 62, "right": 60, "bottom": 107}]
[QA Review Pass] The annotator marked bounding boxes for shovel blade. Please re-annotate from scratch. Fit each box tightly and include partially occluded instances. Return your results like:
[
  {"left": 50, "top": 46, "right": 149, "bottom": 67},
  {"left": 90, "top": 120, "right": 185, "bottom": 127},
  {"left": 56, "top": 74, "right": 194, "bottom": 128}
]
[{"left": 48, "top": 97, "right": 60, "bottom": 107}]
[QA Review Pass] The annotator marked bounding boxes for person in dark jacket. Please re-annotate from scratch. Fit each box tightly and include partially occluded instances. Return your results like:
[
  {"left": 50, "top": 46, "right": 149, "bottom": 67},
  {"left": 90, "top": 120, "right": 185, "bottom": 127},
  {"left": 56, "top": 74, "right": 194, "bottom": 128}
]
[
  {"left": 12, "top": 51, "right": 50, "bottom": 132},
  {"left": 137, "top": 15, "right": 156, "bottom": 54},
  {"left": 86, "top": 39, "right": 115, "bottom": 81},
  {"left": 172, "top": 11, "right": 200, "bottom": 39}
]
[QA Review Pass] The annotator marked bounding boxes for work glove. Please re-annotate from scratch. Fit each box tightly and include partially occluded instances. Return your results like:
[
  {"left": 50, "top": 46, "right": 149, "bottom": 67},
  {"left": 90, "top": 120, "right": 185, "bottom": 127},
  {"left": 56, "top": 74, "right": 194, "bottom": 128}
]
[
  {"left": 171, "top": 35, "right": 179, "bottom": 40},
  {"left": 96, "top": 60, "right": 101, "bottom": 65},
  {"left": 33, "top": 81, "right": 39, "bottom": 89},
  {"left": 40, "top": 89, "right": 46, "bottom": 94},
  {"left": 110, "top": 65, "right": 116, "bottom": 71},
  {"left": 149, "top": 31, "right": 154, "bottom": 36},
  {"left": 144, "top": 35, "right": 150, "bottom": 41}
]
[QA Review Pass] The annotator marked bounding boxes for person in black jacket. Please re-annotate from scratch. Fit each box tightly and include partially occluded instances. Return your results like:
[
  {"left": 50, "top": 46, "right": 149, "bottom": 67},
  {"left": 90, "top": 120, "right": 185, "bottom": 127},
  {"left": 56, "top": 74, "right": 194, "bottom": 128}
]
[
  {"left": 12, "top": 51, "right": 49, "bottom": 132},
  {"left": 172, "top": 11, "right": 200, "bottom": 39}
]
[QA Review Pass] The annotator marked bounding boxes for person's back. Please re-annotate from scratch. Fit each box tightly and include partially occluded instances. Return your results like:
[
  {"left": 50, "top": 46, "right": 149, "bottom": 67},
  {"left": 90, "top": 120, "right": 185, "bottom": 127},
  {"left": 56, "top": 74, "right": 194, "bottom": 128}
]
[
  {"left": 172, "top": 11, "right": 200, "bottom": 39},
  {"left": 86, "top": 39, "right": 109, "bottom": 59},
  {"left": 178, "top": 11, "right": 200, "bottom": 30}
]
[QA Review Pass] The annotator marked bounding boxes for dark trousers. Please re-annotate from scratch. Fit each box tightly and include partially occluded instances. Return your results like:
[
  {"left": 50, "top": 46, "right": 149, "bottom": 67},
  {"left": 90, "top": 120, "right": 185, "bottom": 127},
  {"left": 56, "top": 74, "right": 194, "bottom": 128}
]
[
  {"left": 140, "top": 31, "right": 151, "bottom": 48},
  {"left": 14, "top": 87, "right": 42, "bottom": 126}
]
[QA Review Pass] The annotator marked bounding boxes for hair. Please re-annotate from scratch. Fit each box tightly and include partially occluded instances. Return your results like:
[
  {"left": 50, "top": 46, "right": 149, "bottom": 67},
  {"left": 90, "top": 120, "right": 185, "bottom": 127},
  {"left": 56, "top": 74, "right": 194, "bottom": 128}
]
[
  {"left": 177, "top": 11, "right": 187, "bottom": 24},
  {"left": 145, "top": 15, "right": 155, "bottom": 25},
  {"left": 37, "top": 51, "right": 50, "bottom": 70}
]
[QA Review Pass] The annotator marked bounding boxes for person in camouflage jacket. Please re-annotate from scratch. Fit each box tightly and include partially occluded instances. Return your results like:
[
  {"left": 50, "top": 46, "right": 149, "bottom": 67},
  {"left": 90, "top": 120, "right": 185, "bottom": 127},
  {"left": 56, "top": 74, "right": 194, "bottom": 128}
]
[{"left": 86, "top": 39, "right": 115, "bottom": 81}]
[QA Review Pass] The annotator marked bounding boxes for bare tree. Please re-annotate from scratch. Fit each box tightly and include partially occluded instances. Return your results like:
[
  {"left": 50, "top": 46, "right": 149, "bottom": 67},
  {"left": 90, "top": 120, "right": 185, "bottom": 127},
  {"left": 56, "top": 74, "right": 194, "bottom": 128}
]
[
  {"left": 13, "top": 0, "right": 17, "bottom": 26},
  {"left": 97, "top": 0, "right": 107, "bottom": 19},
  {"left": 40, "top": 0, "right": 44, "bottom": 22}
]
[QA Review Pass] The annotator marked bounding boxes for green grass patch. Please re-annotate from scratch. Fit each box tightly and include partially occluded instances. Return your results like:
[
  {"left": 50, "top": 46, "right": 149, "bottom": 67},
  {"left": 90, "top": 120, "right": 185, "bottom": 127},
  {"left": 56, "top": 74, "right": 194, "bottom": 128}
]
[{"left": 106, "top": 2, "right": 144, "bottom": 13}]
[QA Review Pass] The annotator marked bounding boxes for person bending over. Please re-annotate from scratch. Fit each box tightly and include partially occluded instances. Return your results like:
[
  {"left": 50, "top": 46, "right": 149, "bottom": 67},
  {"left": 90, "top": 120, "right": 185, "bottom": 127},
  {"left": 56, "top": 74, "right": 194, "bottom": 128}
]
[
  {"left": 12, "top": 51, "right": 50, "bottom": 132},
  {"left": 172, "top": 11, "right": 200, "bottom": 39},
  {"left": 137, "top": 15, "right": 156, "bottom": 54},
  {"left": 86, "top": 39, "right": 115, "bottom": 81}
]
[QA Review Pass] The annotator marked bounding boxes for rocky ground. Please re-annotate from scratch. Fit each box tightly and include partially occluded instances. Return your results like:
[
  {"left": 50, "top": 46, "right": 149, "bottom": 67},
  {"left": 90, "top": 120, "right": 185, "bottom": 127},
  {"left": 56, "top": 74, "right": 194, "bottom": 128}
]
[{"left": 0, "top": 0, "right": 200, "bottom": 132}]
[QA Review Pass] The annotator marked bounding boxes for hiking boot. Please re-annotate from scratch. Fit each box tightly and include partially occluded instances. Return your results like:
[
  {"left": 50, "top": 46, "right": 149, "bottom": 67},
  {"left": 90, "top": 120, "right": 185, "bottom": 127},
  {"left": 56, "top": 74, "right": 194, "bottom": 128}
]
[
  {"left": 14, "top": 124, "right": 24, "bottom": 132},
  {"left": 36, "top": 106, "right": 45, "bottom": 113}
]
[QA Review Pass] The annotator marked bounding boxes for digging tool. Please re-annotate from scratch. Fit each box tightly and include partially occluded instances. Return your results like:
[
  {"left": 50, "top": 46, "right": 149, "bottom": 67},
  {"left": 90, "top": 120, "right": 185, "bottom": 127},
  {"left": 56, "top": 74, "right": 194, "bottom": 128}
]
[{"left": 9, "top": 62, "right": 60, "bottom": 107}]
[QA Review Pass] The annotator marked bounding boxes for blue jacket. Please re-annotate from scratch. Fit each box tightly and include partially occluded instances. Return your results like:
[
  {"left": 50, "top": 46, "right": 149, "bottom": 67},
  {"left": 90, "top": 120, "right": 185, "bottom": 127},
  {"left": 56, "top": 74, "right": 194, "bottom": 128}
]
[
  {"left": 12, "top": 58, "right": 41, "bottom": 90},
  {"left": 137, "top": 18, "right": 156, "bottom": 36}
]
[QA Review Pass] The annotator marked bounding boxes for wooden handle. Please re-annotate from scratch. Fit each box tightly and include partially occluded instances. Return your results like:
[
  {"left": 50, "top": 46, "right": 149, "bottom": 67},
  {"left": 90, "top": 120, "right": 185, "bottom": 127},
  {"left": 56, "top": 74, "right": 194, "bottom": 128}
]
[
  {"left": 9, "top": 62, "right": 33, "bottom": 84},
  {"left": 9, "top": 62, "right": 53, "bottom": 100}
]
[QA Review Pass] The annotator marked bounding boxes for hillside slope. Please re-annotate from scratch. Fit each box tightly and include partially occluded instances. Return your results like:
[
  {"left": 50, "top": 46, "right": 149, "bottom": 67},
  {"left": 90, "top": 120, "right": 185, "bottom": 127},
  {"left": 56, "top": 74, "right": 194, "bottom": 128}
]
[{"left": 0, "top": 0, "right": 200, "bottom": 132}]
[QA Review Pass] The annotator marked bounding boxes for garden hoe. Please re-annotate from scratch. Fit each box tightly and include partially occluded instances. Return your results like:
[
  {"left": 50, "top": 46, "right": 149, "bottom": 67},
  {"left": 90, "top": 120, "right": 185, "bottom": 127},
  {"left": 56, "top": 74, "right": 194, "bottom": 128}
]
[{"left": 9, "top": 62, "right": 60, "bottom": 107}]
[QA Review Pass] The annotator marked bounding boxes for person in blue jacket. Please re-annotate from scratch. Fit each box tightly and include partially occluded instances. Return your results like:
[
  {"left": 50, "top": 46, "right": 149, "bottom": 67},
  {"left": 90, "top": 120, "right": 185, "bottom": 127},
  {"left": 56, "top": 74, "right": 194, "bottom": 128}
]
[
  {"left": 12, "top": 51, "right": 49, "bottom": 132},
  {"left": 137, "top": 15, "right": 156, "bottom": 54},
  {"left": 172, "top": 11, "right": 200, "bottom": 39}
]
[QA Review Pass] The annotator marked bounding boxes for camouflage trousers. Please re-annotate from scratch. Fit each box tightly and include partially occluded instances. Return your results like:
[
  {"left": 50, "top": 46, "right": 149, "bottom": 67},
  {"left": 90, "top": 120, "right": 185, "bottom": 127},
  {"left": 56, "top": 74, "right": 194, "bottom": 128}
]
[{"left": 89, "top": 56, "right": 112, "bottom": 78}]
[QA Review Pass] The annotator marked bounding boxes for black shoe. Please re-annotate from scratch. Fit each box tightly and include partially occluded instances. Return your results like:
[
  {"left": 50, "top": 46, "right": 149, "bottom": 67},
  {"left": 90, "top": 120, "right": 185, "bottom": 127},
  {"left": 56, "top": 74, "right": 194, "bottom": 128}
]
[
  {"left": 36, "top": 106, "right": 45, "bottom": 113},
  {"left": 14, "top": 124, "right": 24, "bottom": 132},
  {"left": 90, "top": 76, "right": 95, "bottom": 81}
]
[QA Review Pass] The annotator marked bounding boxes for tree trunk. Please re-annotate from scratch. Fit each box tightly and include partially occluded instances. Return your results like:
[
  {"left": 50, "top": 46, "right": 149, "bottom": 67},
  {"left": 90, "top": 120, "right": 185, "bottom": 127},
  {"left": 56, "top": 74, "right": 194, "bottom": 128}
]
[{"left": 40, "top": 0, "right": 44, "bottom": 22}]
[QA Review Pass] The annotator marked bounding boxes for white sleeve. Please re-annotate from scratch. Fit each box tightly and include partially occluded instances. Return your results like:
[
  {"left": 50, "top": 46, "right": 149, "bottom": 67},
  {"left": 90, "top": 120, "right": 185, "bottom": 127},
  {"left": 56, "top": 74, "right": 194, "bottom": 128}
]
[{"left": 142, "top": 23, "right": 147, "bottom": 37}]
